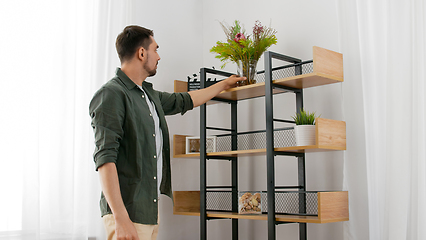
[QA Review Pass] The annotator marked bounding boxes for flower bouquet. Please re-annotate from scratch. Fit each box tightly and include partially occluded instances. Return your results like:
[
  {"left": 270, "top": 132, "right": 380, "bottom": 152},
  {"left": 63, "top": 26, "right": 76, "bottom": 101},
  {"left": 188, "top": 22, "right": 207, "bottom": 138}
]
[{"left": 210, "top": 20, "right": 277, "bottom": 86}]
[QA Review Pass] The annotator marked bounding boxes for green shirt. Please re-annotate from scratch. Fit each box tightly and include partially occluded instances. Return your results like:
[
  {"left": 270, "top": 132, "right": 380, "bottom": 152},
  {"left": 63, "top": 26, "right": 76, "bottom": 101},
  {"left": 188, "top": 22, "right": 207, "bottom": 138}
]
[{"left": 89, "top": 68, "right": 193, "bottom": 224}]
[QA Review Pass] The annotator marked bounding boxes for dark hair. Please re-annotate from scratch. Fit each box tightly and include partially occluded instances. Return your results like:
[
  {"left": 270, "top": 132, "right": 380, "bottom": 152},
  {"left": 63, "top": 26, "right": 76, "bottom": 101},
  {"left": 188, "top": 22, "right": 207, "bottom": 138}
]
[{"left": 116, "top": 25, "right": 154, "bottom": 63}]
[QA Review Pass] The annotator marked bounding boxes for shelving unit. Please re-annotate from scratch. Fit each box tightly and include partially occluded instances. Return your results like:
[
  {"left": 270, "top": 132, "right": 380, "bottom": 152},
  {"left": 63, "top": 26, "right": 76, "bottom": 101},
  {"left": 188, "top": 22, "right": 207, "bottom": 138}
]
[
  {"left": 173, "top": 191, "right": 349, "bottom": 224},
  {"left": 173, "top": 118, "right": 346, "bottom": 158},
  {"left": 172, "top": 46, "right": 348, "bottom": 240}
]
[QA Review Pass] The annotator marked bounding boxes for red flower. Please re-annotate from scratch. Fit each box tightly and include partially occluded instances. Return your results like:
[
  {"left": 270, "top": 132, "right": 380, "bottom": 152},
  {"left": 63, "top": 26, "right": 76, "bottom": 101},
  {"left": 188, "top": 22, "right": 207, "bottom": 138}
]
[{"left": 234, "top": 33, "right": 246, "bottom": 43}]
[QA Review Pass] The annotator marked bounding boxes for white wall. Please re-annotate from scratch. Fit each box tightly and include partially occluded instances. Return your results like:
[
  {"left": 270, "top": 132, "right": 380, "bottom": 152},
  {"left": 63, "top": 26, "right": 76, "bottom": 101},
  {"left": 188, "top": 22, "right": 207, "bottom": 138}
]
[{"left": 130, "top": 0, "right": 346, "bottom": 239}]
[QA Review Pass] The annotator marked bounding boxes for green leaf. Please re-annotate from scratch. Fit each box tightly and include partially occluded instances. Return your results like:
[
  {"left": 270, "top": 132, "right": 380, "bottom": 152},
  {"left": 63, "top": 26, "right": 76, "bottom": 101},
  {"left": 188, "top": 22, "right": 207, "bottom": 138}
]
[{"left": 291, "top": 108, "right": 320, "bottom": 125}]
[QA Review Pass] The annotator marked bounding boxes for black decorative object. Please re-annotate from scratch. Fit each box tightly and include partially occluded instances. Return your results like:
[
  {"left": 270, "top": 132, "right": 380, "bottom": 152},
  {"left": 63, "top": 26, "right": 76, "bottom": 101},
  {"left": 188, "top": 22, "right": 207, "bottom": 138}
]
[{"left": 187, "top": 70, "right": 221, "bottom": 91}]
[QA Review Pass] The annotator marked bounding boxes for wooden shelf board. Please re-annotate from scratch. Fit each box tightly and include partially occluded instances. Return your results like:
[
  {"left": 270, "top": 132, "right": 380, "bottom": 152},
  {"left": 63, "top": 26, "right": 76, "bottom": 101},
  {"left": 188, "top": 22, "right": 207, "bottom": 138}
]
[
  {"left": 173, "top": 190, "right": 349, "bottom": 224},
  {"left": 175, "top": 72, "right": 343, "bottom": 102},
  {"left": 173, "top": 118, "right": 346, "bottom": 158},
  {"left": 214, "top": 82, "right": 286, "bottom": 101},
  {"left": 173, "top": 211, "right": 200, "bottom": 217},
  {"left": 173, "top": 146, "right": 344, "bottom": 158},
  {"left": 215, "top": 73, "right": 342, "bottom": 101},
  {"left": 207, "top": 148, "right": 269, "bottom": 157},
  {"left": 273, "top": 73, "right": 343, "bottom": 89},
  {"left": 173, "top": 211, "right": 348, "bottom": 224},
  {"left": 173, "top": 153, "right": 200, "bottom": 158}
]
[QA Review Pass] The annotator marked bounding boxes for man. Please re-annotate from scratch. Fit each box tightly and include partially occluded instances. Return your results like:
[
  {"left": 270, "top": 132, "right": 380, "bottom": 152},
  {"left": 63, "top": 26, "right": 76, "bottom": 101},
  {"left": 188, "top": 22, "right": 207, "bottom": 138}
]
[{"left": 89, "top": 25, "right": 245, "bottom": 240}]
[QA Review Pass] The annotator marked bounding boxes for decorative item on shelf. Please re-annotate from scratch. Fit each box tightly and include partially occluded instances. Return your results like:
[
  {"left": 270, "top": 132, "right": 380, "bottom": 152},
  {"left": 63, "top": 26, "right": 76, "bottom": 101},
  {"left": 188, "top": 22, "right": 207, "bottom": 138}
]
[
  {"left": 185, "top": 136, "right": 217, "bottom": 154},
  {"left": 236, "top": 59, "right": 258, "bottom": 86},
  {"left": 210, "top": 20, "right": 277, "bottom": 86},
  {"left": 238, "top": 191, "right": 262, "bottom": 214},
  {"left": 291, "top": 108, "right": 320, "bottom": 146},
  {"left": 187, "top": 72, "right": 220, "bottom": 91},
  {"left": 186, "top": 73, "right": 198, "bottom": 91}
]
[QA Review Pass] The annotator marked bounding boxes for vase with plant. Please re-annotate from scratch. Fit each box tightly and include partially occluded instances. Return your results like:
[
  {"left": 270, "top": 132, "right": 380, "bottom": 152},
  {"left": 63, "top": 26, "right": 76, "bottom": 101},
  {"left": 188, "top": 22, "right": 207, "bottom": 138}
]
[
  {"left": 291, "top": 108, "right": 319, "bottom": 146},
  {"left": 210, "top": 20, "right": 277, "bottom": 86}
]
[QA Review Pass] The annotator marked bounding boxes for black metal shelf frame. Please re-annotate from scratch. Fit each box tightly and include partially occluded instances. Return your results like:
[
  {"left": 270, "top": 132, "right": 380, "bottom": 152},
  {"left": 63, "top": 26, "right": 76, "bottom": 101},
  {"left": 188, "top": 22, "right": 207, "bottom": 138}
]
[
  {"left": 200, "top": 67, "right": 238, "bottom": 240},
  {"left": 200, "top": 51, "right": 308, "bottom": 240},
  {"left": 264, "top": 51, "right": 306, "bottom": 240}
]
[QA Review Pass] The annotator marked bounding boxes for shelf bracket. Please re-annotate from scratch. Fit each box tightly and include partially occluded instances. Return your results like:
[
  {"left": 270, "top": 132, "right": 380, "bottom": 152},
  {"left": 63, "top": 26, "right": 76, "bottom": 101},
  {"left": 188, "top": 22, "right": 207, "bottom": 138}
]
[
  {"left": 206, "top": 156, "right": 234, "bottom": 161},
  {"left": 274, "top": 151, "right": 304, "bottom": 158},
  {"left": 206, "top": 127, "right": 233, "bottom": 132},
  {"left": 272, "top": 83, "right": 301, "bottom": 93},
  {"left": 207, "top": 217, "right": 231, "bottom": 221},
  {"left": 275, "top": 186, "right": 304, "bottom": 189},
  {"left": 273, "top": 118, "right": 296, "bottom": 124},
  {"left": 211, "top": 97, "right": 237, "bottom": 104},
  {"left": 206, "top": 186, "right": 236, "bottom": 189},
  {"left": 275, "top": 221, "right": 295, "bottom": 226}
]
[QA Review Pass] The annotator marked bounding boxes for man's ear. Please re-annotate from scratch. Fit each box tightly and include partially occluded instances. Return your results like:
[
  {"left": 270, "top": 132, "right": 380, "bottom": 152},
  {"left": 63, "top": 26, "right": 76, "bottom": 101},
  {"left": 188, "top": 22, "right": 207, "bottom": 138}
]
[{"left": 138, "top": 47, "right": 145, "bottom": 60}]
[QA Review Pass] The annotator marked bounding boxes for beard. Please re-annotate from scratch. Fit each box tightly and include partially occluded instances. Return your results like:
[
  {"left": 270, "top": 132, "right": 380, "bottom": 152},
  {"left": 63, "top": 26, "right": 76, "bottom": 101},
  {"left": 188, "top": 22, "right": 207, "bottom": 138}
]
[{"left": 144, "top": 55, "right": 157, "bottom": 77}]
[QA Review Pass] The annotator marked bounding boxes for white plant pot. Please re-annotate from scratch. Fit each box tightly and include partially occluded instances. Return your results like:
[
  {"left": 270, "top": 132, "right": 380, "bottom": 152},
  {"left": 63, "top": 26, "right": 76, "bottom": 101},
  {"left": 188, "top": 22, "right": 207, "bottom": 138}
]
[{"left": 294, "top": 125, "right": 316, "bottom": 146}]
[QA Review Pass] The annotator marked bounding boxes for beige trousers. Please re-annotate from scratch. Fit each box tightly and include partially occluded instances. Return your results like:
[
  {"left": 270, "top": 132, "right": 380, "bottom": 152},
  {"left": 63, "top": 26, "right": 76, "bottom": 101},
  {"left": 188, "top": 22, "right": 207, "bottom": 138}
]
[{"left": 103, "top": 212, "right": 160, "bottom": 240}]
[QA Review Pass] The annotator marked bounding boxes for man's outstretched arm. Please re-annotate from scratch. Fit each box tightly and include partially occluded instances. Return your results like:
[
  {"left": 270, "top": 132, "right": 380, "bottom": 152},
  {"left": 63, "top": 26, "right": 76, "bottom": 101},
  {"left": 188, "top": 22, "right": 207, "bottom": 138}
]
[{"left": 188, "top": 75, "right": 245, "bottom": 107}]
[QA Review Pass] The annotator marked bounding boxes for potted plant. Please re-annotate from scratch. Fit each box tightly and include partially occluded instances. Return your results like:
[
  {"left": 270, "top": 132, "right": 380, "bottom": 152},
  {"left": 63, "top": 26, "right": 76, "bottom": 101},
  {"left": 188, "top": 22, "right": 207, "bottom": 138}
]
[
  {"left": 291, "top": 109, "right": 319, "bottom": 146},
  {"left": 210, "top": 20, "right": 277, "bottom": 86}
]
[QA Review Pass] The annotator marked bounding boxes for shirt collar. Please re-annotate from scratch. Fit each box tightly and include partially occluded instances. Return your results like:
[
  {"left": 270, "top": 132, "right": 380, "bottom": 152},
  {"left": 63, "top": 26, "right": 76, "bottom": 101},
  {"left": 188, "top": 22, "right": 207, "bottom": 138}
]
[{"left": 116, "top": 68, "right": 153, "bottom": 90}]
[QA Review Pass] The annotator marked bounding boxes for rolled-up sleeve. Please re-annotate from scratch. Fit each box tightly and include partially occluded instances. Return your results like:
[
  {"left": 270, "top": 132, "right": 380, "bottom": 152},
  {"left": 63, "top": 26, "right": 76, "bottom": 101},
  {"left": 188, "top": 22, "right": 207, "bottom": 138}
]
[
  {"left": 89, "top": 87, "right": 125, "bottom": 170},
  {"left": 158, "top": 91, "right": 194, "bottom": 116}
]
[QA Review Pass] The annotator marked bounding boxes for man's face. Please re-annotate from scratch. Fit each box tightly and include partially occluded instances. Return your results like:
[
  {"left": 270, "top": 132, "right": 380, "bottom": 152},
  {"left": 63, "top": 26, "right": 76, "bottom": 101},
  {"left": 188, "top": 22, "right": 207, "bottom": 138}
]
[{"left": 143, "top": 36, "right": 161, "bottom": 77}]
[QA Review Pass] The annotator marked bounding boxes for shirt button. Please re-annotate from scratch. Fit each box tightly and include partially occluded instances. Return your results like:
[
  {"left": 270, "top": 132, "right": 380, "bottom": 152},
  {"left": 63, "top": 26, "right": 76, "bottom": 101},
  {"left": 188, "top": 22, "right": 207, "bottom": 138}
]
[
  {"left": 154, "top": 155, "right": 157, "bottom": 159},
  {"left": 154, "top": 176, "right": 157, "bottom": 180},
  {"left": 149, "top": 114, "right": 152, "bottom": 117},
  {"left": 154, "top": 199, "right": 157, "bottom": 203},
  {"left": 153, "top": 134, "right": 155, "bottom": 137},
  {"left": 142, "top": 95, "right": 145, "bottom": 98}
]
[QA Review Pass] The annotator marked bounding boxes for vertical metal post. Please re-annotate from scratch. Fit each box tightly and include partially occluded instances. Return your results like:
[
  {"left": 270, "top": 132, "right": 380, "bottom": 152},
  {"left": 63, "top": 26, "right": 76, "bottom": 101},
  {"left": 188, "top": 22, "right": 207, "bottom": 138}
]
[
  {"left": 296, "top": 88, "right": 307, "bottom": 240},
  {"left": 200, "top": 68, "right": 207, "bottom": 240},
  {"left": 296, "top": 90, "right": 303, "bottom": 113},
  {"left": 298, "top": 154, "right": 307, "bottom": 240},
  {"left": 295, "top": 63, "right": 302, "bottom": 76},
  {"left": 264, "top": 52, "right": 276, "bottom": 240},
  {"left": 231, "top": 101, "right": 238, "bottom": 240}
]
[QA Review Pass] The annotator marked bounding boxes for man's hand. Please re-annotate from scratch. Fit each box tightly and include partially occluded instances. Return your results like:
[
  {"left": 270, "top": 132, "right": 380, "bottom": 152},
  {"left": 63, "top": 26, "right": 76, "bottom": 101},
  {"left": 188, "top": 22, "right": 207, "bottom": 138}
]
[
  {"left": 98, "top": 162, "right": 140, "bottom": 240},
  {"left": 115, "top": 215, "right": 140, "bottom": 240},
  {"left": 221, "top": 75, "right": 244, "bottom": 91},
  {"left": 188, "top": 75, "right": 246, "bottom": 107}
]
